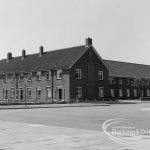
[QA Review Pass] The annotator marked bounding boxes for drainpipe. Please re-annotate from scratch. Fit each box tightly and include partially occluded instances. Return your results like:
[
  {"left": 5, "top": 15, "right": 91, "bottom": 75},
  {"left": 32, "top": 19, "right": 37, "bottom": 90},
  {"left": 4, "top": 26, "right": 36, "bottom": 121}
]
[{"left": 51, "top": 70, "right": 54, "bottom": 103}]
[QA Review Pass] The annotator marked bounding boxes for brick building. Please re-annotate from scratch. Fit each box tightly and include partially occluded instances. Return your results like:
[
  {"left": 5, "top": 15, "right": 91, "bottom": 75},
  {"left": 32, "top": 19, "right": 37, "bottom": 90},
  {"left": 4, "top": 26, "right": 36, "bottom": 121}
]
[{"left": 0, "top": 37, "right": 150, "bottom": 103}]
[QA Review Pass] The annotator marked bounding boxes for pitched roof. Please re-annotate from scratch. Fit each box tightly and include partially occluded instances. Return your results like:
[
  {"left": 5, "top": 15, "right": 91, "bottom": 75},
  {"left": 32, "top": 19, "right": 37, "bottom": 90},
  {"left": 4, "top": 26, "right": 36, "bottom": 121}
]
[
  {"left": 104, "top": 59, "right": 150, "bottom": 79},
  {"left": 0, "top": 45, "right": 87, "bottom": 73}
]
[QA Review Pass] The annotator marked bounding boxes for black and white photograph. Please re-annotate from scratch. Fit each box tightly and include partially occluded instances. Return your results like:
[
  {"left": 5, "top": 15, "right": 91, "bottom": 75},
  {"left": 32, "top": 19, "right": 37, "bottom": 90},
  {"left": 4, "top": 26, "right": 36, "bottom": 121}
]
[{"left": 0, "top": 0, "right": 149, "bottom": 149}]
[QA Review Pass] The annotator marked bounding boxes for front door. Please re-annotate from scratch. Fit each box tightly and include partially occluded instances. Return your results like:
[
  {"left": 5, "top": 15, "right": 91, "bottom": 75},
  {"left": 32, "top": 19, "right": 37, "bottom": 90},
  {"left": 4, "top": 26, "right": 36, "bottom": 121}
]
[
  {"left": 58, "top": 89, "right": 62, "bottom": 100},
  {"left": 20, "top": 89, "right": 24, "bottom": 100}
]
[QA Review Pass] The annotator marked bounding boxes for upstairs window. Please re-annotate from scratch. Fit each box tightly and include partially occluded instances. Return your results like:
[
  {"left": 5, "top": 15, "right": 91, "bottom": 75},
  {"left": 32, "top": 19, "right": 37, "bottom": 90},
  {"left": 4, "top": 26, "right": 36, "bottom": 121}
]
[
  {"left": 46, "top": 71, "right": 51, "bottom": 80},
  {"left": 146, "top": 80, "right": 150, "bottom": 86},
  {"left": 75, "top": 69, "right": 82, "bottom": 79},
  {"left": 127, "top": 79, "right": 130, "bottom": 85},
  {"left": 37, "top": 71, "right": 41, "bottom": 81},
  {"left": 28, "top": 72, "right": 32, "bottom": 81},
  {"left": 11, "top": 74, "right": 15, "bottom": 82},
  {"left": 98, "top": 71, "right": 103, "bottom": 80},
  {"left": 3, "top": 75, "right": 8, "bottom": 83},
  {"left": 57, "top": 69, "right": 62, "bottom": 79},
  {"left": 19, "top": 73, "right": 24, "bottom": 82},
  {"left": 109, "top": 77, "right": 116, "bottom": 84},
  {"left": 119, "top": 79, "right": 123, "bottom": 84}
]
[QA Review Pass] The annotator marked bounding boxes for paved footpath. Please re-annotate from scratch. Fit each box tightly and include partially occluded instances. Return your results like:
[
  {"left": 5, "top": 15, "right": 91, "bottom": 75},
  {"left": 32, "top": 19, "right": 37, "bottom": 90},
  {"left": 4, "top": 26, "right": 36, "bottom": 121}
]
[{"left": 0, "top": 120, "right": 149, "bottom": 150}]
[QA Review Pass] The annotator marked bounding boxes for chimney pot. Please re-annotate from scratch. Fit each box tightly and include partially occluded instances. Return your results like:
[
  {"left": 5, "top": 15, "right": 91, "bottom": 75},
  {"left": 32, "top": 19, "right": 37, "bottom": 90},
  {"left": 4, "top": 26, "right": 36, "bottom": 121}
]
[
  {"left": 22, "top": 49, "right": 26, "bottom": 59},
  {"left": 86, "top": 37, "right": 92, "bottom": 47},
  {"left": 7, "top": 52, "right": 12, "bottom": 62},
  {"left": 39, "top": 46, "right": 44, "bottom": 57}
]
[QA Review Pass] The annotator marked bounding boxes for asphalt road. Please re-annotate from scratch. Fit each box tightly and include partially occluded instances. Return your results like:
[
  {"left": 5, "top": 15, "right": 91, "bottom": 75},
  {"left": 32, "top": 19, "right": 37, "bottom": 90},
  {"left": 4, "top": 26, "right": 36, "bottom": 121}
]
[{"left": 0, "top": 102, "right": 149, "bottom": 131}]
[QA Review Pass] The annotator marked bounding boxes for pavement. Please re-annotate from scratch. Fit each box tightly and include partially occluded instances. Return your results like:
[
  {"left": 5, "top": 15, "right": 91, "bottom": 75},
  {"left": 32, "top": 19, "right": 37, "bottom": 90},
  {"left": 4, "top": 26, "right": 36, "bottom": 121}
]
[{"left": 0, "top": 100, "right": 143, "bottom": 109}]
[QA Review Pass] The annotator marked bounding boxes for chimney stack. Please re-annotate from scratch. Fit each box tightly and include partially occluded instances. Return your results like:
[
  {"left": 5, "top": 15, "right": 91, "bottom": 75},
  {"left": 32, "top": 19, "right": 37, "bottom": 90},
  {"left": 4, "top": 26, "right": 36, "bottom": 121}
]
[
  {"left": 7, "top": 52, "right": 12, "bottom": 62},
  {"left": 39, "top": 46, "right": 44, "bottom": 57},
  {"left": 22, "top": 49, "right": 26, "bottom": 59},
  {"left": 85, "top": 37, "right": 92, "bottom": 47}
]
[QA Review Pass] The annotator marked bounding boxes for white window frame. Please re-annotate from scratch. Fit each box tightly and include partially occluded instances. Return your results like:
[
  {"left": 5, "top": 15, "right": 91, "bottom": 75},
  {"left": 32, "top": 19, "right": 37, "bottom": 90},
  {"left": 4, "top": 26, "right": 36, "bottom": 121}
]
[
  {"left": 133, "top": 89, "right": 137, "bottom": 97},
  {"left": 76, "top": 87, "right": 82, "bottom": 98},
  {"left": 109, "top": 77, "right": 116, "bottom": 84},
  {"left": 57, "top": 69, "right": 62, "bottom": 79},
  {"left": 75, "top": 69, "right": 82, "bottom": 79},
  {"left": 126, "top": 89, "right": 130, "bottom": 97},
  {"left": 119, "top": 89, "right": 123, "bottom": 97},
  {"left": 98, "top": 71, "right": 103, "bottom": 80},
  {"left": 4, "top": 74, "right": 8, "bottom": 83},
  {"left": 3, "top": 89, "right": 8, "bottom": 100},
  {"left": 19, "top": 73, "right": 24, "bottom": 82},
  {"left": 46, "top": 71, "right": 51, "bottom": 80},
  {"left": 27, "top": 87, "right": 32, "bottom": 99},
  {"left": 36, "top": 87, "right": 41, "bottom": 99},
  {"left": 99, "top": 87, "right": 104, "bottom": 97},
  {"left": 37, "top": 71, "right": 41, "bottom": 81},
  {"left": 11, "top": 88, "right": 15, "bottom": 98},
  {"left": 28, "top": 72, "right": 32, "bottom": 81},
  {"left": 110, "top": 89, "right": 115, "bottom": 97},
  {"left": 147, "top": 89, "right": 150, "bottom": 96},
  {"left": 46, "top": 86, "right": 52, "bottom": 98}
]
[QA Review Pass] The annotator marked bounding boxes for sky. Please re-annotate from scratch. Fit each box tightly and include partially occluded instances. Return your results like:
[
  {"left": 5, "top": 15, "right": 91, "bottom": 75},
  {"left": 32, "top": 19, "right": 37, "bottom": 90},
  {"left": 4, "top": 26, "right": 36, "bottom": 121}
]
[{"left": 0, "top": 0, "right": 150, "bottom": 65}]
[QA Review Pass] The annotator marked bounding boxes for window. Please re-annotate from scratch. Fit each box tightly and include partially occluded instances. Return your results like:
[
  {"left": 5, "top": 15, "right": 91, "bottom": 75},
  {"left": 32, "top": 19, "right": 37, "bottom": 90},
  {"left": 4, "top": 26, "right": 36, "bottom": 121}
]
[
  {"left": 37, "top": 71, "right": 41, "bottom": 81},
  {"left": 11, "top": 74, "right": 15, "bottom": 82},
  {"left": 119, "top": 89, "right": 123, "bottom": 97},
  {"left": 146, "top": 80, "right": 150, "bottom": 86},
  {"left": 134, "top": 89, "right": 137, "bottom": 97},
  {"left": 36, "top": 87, "right": 41, "bottom": 99},
  {"left": 28, "top": 72, "right": 32, "bottom": 81},
  {"left": 109, "top": 77, "right": 116, "bottom": 84},
  {"left": 127, "top": 79, "right": 130, "bottom": 85},
  {"left": 11, "top": 88, "right": 15, "bottom": 98},
  {"left": 110, "top": 89, "right": 115, "bottom": 97},
  {"left": 126, "top": 89, "right": 130, "bottom": 97},
  {"left": 46, "top": 87, "right": 52, "bottom": 98},
  {"left": 98, "top": 71, "right": 103, "bottom": 80},
  {"left": 57, "top": 69, "right": 62, "bottom": 79},
  {"left": 19, "top": 73, "right": 24, "bottom": 81},
  {"left": 3, "top": 89, "right": 8, "bottom": 100},
  {"left": 147, "top": 89, "right": 150, "bottom": 96},
  {"left": 99, "top": 87, "right": 104, "bottom": 97},
  {"left": 27, "top": 88, "right": 32, "bottom": 99},
  {"left": 3, "top": 75, "right": 8, "bottom": 82},
  {"left": 75, "top": 69, "right": 81, "bottom": 79},
  {"left": 76, "top": 87, "right": 82, "bottom": 98},
  {"left": 119, "top": 79, "right": 123, "bottom": 84},
  {"left": 46, "top": 71, "right": 51, "bottom": 80}
]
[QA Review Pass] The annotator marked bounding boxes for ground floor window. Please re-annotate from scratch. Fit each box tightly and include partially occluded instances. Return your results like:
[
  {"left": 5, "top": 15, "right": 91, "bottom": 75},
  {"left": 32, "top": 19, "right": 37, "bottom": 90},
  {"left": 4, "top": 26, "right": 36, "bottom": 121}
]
[
  {"left": 133, "top": 89, "right": 137, "bottom": 97},
  {"left": 11, "top": 88, "right": 15, "bottom": 98},
  {"left": 76, "top": 87, "right": 82, "bottom": 98},
  {"left": 110, "top": 89, "right": 114, "bottom": 97},
  {"left": 147, "top": 89, "right": 150, "bottom": 96},
  {"left": 126, "top": 89, "right": 130, "bottom": 97},
  {"left": 3, "top": 89, "right": 8, "bottom": 100},
  {"left": 16, "top": 89, "right": 19, "bottom": 99},
  {"left": 99, "top": 87, "right": 104, "bottom": 97},
  {"left": 119, "top": 89, "right": 123, "bottom": 97},
  {"left": 27, "top": 88, "right": 32, "bottom": 99},
  {"left": 46, "top": 87, "right": 52, "bottom": 98},
  {"left": 36, "top": 87, "right": 41, "bottom": 99}
]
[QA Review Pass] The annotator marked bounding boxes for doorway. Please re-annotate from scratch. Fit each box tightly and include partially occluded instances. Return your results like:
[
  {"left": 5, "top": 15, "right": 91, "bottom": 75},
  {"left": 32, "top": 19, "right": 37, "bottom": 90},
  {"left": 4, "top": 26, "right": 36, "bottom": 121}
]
[
  {"left": 19, "top": 89, "right": 24, "bottom": 100},
  {"left": 58, "top": 89, "right": 63, "bottom": 100}
]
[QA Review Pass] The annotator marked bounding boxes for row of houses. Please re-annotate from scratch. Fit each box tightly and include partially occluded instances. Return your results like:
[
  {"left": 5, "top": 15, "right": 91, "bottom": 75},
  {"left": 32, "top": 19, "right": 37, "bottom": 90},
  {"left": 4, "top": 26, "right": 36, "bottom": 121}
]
[{"left": 0, "top": 37, "right": 150, "bottom": 103}]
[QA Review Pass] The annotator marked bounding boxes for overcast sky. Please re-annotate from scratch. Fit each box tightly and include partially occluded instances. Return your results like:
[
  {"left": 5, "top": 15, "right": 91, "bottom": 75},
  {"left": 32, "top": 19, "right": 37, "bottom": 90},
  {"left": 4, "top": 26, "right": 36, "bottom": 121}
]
[{"left": 0, "top": 0, "right": 150, "bottom": 65}]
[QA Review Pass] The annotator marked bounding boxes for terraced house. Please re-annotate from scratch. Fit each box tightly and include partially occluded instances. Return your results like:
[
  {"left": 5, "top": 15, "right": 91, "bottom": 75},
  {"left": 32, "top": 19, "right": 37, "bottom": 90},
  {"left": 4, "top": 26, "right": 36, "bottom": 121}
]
[{"left": 0, "top": 37, "right": 150, "bottom": 103}]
